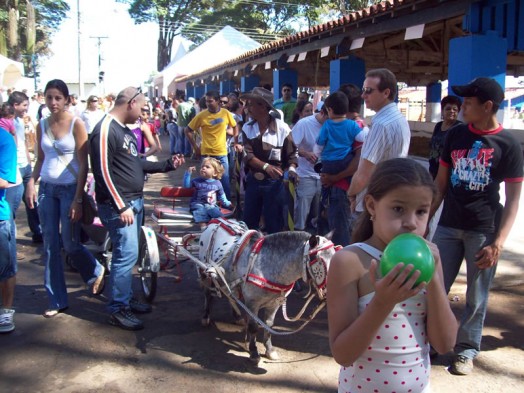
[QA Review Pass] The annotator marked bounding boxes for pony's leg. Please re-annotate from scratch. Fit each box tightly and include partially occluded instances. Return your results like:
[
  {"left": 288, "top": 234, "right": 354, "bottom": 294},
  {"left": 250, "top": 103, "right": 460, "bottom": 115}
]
[
  {"left": 263, "top": 305, "right": 280, "bottom": 360},
  {"left": 201, "top": 289, "right": 213, "bottom": 327},
  {"left": 245, "top": 313, "right": 261, "bottom": 365}
]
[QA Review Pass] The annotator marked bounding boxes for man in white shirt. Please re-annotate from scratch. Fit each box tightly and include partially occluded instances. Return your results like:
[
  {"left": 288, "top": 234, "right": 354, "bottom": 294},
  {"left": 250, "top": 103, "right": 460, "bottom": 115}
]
[{"left": 347, "top": 68, "right": 411, "bottom": 215}]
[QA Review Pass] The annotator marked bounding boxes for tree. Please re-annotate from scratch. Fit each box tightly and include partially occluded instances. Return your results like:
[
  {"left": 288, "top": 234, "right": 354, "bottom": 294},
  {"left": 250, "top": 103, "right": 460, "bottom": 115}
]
[{"left": 0, "top": 0, "right": 69, "bottom": 74}]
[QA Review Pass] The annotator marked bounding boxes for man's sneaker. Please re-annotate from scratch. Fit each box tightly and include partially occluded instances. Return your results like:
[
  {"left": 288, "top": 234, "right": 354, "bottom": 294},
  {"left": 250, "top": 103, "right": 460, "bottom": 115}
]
[
  {"left": 449, "top": 355, "right": 474, "bottom": 375},
  {"left": 108, "top": 308, "right": 144, "bottom": 331},
  {"left": 0, "top": 308, "right": 15, "bottom": 333},
  {"left": 32, "top": 233, "right": 43, "bottom": 243},
  {"left": 129, "top": 298, "right": 152, "bottom": 314}
]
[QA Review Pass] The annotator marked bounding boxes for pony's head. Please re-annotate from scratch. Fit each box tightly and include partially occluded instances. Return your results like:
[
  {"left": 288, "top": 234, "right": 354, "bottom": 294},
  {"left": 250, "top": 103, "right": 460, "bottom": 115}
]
[{"left": 306, "top": 234, "right": 340, "bottom": 300}]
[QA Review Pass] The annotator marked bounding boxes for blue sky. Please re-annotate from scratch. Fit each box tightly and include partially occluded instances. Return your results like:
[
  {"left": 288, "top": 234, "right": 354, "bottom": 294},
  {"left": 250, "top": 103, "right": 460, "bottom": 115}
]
[{"left": 39, "top": 0, "right": 158, "bottom": 95}]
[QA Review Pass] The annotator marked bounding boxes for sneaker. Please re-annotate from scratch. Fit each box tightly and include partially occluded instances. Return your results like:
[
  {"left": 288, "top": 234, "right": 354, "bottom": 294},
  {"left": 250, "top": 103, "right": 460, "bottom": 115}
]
[
  {"left": 32, "top": 233, "right": 43, "bottom": 243},
  {"left": 0, "top": 308, "right": 15, "bottom": 333},
  {"left": 449, "top": 355, "right": 474, "bottom": 375},
  {"left": 108, "top": 308, "right": 144, "bottom": 330},
  {"left": 129, "top": 298, "right": 152, "bottom": 314}
]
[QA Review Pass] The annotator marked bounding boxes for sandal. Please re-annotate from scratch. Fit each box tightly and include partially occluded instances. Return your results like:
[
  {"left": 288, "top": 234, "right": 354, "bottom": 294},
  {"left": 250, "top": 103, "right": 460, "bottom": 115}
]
[
  {"left": 43, "top": 307, "right": 68, "bottom": 318},
  {"left": 92, "top": 266, "right": 106, "bottom": 295}
]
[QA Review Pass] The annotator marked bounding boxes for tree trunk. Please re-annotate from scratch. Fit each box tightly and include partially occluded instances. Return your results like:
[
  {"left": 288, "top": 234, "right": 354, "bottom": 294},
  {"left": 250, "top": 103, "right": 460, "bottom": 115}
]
[{"left": 26, "top": 0, "right": 36, "bottom": 53}]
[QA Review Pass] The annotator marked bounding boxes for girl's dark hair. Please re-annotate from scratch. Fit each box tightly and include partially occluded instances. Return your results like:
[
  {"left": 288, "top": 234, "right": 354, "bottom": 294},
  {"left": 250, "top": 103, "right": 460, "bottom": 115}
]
[
  {"left": 44, "top": 79, "right": 70, "bottom": 100},
  {"left": 7, "top": 91, "right": 29, "bottom": 106},
  {"left": 0, "top": 103, "right": 15, "bottom": 118},
  {"left": 351, "top": 158, "right": 436, "bottom": 243},
  {"left": 291, "top": 100, "right": 312, "bottom": 125},
  {"left": 440, "top": 95, "right": 462, "bottom": 111}
]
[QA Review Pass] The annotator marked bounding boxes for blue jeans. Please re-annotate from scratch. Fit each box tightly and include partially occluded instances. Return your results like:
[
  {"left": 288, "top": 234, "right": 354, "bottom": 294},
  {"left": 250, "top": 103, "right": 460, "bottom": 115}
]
[
  {"left": 190, "top": 203, "right": 224, "bottom": 223},
  {"left": 167, "top": 123, "right": 178, "bottom": 155},
  {"left": 205, "top": 155, "right": 231, "bottom": 200},
  {"left": 325, "top": 186, "right": 351, "bottom": 246},
  {"left": 20, "top": 164, "right": 41, "bottom": 237},
  {"left": 0, "top": 220, "right": 15, "bottom": 280},
  {"left": 433, "top": 225, "right": 496, "bottom": 359},
  {"left": 243, "top": 173, "right": 285, "bottom": 234},
  {"left": 98, "top": 197, "right": 144, "bottom": 314},
  {"left": 294, "top": 176, "right": 321, "bottom": 231},
  {"left": 177, "top": 125, "right": 192, "bottom": 156},
  {"left": 38, "top": 182, "right": 104, "bottom": 310},
  {"left": 5, "top": 182, "right": 23, "bottom": 264}
]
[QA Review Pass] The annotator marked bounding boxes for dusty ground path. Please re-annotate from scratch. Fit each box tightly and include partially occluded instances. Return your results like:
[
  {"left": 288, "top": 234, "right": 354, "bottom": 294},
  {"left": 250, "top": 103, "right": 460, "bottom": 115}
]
[{"left": 1, "top": 134, "right": 522, "bottom": 392}]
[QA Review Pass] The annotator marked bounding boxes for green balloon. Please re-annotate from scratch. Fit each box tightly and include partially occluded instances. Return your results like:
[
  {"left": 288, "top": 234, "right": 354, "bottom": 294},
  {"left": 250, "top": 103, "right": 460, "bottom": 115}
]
[{"left": 380, "top": 233, "right": 435, "bottom": 286}]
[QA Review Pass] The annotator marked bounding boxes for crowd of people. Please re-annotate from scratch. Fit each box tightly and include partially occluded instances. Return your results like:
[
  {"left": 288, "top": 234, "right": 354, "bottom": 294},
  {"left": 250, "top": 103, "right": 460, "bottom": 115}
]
[{"left": 1, "top": 70, "right": 522, "bottom": 391}]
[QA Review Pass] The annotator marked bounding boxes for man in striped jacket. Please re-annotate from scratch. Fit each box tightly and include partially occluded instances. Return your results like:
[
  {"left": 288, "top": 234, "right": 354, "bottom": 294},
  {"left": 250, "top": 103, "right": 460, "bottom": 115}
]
[{"left": 90, "top": 87, "right": 184, "bottom": 331}]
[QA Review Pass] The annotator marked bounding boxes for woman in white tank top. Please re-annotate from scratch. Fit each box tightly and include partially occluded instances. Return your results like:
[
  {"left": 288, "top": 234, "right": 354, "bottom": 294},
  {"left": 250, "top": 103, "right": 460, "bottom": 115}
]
[{"left": 25, "top": 79, "right": 105, "bottom": 318}]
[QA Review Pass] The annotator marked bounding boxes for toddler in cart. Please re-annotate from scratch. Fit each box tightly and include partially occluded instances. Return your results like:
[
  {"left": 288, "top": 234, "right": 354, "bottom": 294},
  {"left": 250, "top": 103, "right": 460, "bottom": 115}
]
[{"left": 190, "top": 157, "right": 233, "bottom": 229}]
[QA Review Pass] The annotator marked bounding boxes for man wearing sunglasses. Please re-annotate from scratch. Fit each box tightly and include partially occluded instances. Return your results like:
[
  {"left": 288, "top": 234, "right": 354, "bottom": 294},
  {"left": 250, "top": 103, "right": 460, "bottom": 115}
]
[
  {"left": 347, "top": 68, "right": 410, "bottom": 225},
  {"left": 273, "top": 83, "right": 297, "bottom": 126},
  {"left": 90, "top": 87, "right": 185, "bottom": 330}
]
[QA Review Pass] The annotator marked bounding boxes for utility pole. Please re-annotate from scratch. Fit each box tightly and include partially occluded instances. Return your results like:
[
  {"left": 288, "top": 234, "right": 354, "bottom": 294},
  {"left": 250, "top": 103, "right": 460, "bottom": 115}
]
[
  {"left": 90, "top": 36, "right": 108, "bottom": 95},
  {"left": 77, "top": 0, "right": 84, "bottom": 97}
]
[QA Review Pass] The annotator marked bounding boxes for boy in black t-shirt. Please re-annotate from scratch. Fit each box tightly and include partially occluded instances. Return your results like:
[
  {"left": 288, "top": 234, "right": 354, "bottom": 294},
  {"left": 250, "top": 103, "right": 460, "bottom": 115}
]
[{"left": 431, "top": 78, "right": 523, "bottom": 375}]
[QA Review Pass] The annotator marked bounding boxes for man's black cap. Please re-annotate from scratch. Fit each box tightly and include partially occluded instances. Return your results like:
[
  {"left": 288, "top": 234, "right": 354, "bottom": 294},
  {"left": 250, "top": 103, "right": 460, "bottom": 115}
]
[{"left": 451, "top": 77, "right": 504, "bottom": 106}]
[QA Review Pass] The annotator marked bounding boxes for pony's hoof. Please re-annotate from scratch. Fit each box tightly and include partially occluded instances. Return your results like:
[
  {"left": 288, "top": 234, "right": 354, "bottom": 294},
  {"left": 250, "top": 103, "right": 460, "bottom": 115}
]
[
  {"left": 249, "top": 355, "right": 261, "bottom": 366},
  {"left": 201, "top": 317, "right": 211, "bottom": 327},
  {"left": 265, "top": 349, "right": 280, "bottom": 361}
]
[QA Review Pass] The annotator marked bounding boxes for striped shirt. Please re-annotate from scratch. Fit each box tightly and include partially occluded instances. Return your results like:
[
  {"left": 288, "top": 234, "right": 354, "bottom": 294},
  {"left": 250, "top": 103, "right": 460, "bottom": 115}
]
[{"left": 356, "top": 102, "right": 411, "bottom": 212}]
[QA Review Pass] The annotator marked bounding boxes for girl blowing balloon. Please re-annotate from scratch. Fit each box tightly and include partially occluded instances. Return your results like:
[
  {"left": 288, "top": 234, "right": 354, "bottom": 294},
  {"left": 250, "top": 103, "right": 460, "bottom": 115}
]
[{"left": 328, "top": 158, "right": 457, "bottom": 393}]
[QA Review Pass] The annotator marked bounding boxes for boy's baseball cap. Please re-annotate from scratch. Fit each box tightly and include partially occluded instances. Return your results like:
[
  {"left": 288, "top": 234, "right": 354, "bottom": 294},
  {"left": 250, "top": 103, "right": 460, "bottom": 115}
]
[{"left": 451, "top": 77, "right": 504, "bottom": 106}]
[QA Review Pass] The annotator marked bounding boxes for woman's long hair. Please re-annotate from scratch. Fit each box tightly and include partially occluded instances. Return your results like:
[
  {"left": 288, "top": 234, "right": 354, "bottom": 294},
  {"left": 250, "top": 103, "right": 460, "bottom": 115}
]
[{"left": 351, "top": 158, "right": 436, "bottom": 243}]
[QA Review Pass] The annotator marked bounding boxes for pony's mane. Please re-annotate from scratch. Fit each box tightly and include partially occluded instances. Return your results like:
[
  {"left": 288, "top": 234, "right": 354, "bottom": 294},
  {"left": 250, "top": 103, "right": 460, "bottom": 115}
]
[{"left": 263, "top": 231, "right": 311, "bottom": 244}]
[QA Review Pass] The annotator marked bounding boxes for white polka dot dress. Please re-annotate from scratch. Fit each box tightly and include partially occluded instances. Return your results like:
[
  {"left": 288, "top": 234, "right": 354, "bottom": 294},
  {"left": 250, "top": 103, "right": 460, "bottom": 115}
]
[{"left": 338, "top": 290, "right": 430, "bottom": 393}]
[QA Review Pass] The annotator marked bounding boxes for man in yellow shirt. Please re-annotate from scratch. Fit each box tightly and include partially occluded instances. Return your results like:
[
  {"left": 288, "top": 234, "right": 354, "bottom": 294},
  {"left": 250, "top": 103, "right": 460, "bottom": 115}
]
[{"left": 185, "top": 91, "right": 238, "bottom": 198}]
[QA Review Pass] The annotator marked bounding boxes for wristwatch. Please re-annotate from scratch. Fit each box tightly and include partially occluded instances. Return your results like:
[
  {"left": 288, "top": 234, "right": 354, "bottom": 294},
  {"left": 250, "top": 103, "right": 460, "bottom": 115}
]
[{"left": 76, "top": 198, "right": 83, "bottom": 204}]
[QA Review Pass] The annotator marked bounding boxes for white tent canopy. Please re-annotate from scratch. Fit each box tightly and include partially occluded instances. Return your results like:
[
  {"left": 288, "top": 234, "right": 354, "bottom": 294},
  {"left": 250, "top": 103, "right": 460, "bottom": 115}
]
[
  {"left": 155, "top": 26, "right": 260, "bottom": 96},
  {"left": 0, "top": 54, "right": 25, "bottom": 87}
]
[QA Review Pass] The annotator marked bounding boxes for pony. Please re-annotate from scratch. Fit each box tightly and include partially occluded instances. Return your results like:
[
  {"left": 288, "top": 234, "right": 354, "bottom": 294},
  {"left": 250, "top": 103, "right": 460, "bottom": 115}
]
[{"left": 196, "top": 218, "right": 338, "bottom": 365}]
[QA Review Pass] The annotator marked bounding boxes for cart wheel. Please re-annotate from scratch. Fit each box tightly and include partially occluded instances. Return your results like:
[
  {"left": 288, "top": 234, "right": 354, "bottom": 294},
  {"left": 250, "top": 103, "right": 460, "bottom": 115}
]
[{"left": 138, "top": 226, "right": 160, "bottom": 303}]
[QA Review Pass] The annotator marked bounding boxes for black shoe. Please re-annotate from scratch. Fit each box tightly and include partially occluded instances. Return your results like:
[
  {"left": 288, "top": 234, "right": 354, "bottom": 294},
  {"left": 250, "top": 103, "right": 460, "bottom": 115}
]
[
  {"left": 108, "top": 308, "right": 144, "bottom": 330},
  {"left": 32, "top": 234, "right": 43, "bottom": 243},
  {"left": 129, "top": 298, "right": 152, "bottom": 314}
]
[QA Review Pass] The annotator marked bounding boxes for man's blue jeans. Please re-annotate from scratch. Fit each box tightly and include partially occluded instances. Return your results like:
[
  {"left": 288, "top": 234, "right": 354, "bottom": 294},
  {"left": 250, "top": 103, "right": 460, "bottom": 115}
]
[
  {"left": 433, "top": 225, "right": 496, "bottom": 360},
  {"left": 98, "top": 198, "right": 144, "bottom": 314},
  {"left": 243, "top": 174, "right": 285, "bottom": 234},
  {"left": 0, "top": 220, "right": 15, "bottom": 280},
  {"left": 325, "top": 186, "right": 351, "bottom": 246},
  {"left": 167, "top": 123, "right": 178, "bottom": 155},
  {"left": 38, "top": 182, "right": 104, "bottom": 310},
  {"left": 205, "top": 155, "right": 230, "bottom": 200},
  {"left": 177, "top": 126, "right": 192, "bottom": 156}
]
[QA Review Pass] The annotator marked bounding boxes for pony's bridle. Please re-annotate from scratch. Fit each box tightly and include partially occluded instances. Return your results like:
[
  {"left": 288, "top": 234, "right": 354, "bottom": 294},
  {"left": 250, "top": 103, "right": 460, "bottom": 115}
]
[{"left": 306, "top": 240, "right": 341, "bottom": 300}]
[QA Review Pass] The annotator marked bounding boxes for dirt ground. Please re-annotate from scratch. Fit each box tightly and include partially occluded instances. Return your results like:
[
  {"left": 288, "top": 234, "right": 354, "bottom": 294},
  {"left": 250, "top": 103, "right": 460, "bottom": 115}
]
[{"left": 1, "top": 135, "right": 523, "bottom": 392}]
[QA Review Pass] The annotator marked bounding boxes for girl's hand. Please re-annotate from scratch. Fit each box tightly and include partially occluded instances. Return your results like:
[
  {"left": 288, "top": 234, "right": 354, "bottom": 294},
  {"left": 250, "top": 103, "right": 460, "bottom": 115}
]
[
  {"left": 69, "top": 200, "right": 82, "bottom": 223},
  {"left": 369, "top": 259, "right": 425, "bottom": 307},
  {"left": 25, "top": 182, "right": 37, "bottom": 209}
]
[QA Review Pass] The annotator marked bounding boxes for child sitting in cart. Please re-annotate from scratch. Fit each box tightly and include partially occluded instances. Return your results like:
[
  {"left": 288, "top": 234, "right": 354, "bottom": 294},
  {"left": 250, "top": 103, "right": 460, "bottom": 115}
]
[{"left": 190, "top": 157, "right": 233, "bottom": 229}]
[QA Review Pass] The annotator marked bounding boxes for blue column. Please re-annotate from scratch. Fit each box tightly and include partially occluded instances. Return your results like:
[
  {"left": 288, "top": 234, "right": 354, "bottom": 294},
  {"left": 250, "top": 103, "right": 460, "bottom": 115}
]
[
  {"left": 205, "top": 83, "right": 219, "bottom": 94},
  {"left": 272, "top": 69, "right": 298, "bottom": 101},
  {"left": 448, "top": 31, "right": 507, "bottom": 120},
  {"left": 186, "top": 84, "right": 195, "bottom": 100},
  {"left": 220, "top": 80, "right": 235, "bottom": 95},
  {"left": 241, "top": 75, "right": 260, "bottom": 93},
  {"left": 426, "top": 82, "right": 442, "bottom": 122},
  {"left": 194, "top": 85, "right": 205, "bottom": 100},
  {"left": 329, "top": 56, "right": 365, "bottom": 94}
]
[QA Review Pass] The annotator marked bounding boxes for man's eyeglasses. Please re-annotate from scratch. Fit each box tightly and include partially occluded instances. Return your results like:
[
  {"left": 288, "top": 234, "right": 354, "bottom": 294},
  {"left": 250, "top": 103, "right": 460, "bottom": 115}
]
[
  {"left": 220, "top": 100, "right": 228, "bottom": 104},
  {"left": 361, "top": 87, "right": 376, "bottom": 95},
  {"left": 127, "top": 87, "right": 142, "bottom": 104}
]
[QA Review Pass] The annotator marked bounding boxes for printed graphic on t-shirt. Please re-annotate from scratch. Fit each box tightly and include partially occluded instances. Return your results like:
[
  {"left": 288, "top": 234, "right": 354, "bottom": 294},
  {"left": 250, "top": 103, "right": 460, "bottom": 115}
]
[
  {"left": 210, "top": 118, "right": 224, "bottom": 126},
  {"left": 206, "top": 190, "right": 217, "bottom": 205},
  {"left": 124, "top": 134, "right": 138, "bottom": 157},
  {"left": 450, "top": 140, "right": 494, "bottom": 192}
]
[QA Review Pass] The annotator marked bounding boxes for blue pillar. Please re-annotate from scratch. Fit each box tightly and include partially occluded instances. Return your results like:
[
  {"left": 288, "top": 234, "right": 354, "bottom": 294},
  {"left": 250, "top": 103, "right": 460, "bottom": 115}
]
[
  {"left": 220, "top": 80, "right": 235, "bottom": 95},
  {"left": 329, "top": 56, "right": 366, "bottom": 94},
  {"left": 205, "top": 83, "right": 219, "bottom": 94},
  {"left": 273, "top": 69, "right": 298, "bottom": 101},
  {"left": 241, "top": 75, "right": 260, "bottom": 93},
  {"left": 194, "top": 85, "right": 205, "bottom": 100},
  {"left": 426, "top": 82, "right": 442, "bottom": 122},
  {"left": 186, "top": 84, "right": 195, "bottom": 100},
  {"left": 448, "top": 31, "right": 507, "bottom": 120}
]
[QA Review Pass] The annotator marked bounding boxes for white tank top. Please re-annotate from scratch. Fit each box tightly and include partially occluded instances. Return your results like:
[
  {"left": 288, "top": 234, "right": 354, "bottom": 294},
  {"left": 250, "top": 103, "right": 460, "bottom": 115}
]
[{"left": 39, "top": 117, "right": 79, "bottom": 185}]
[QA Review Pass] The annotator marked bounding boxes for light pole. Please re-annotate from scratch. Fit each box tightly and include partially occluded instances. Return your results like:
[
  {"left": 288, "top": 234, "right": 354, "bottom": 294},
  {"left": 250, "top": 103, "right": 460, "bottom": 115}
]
[
  {"left": 90, "top": 36, "right": 108, "bottom": 95},
  {"left": 77, "top": 0, "right": 84, "bottom": 97}
]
